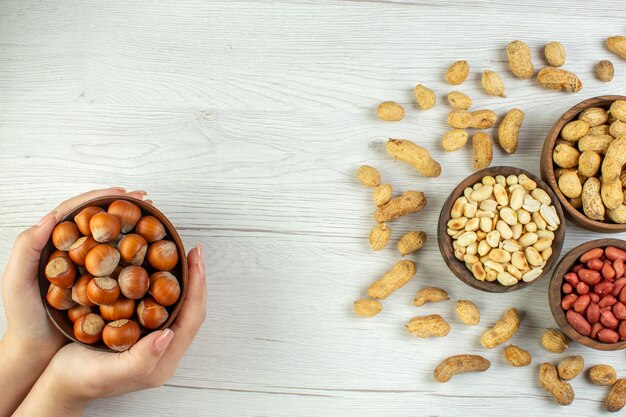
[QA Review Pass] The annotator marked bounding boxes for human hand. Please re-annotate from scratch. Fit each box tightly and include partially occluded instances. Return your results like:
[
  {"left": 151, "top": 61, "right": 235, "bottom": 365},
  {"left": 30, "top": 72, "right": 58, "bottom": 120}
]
[
  {"left": 0, "top": 187, "right": 149, "bottom": 417},
  {"left": 13, "top": 244, "right": 206, "bottom": 417}
]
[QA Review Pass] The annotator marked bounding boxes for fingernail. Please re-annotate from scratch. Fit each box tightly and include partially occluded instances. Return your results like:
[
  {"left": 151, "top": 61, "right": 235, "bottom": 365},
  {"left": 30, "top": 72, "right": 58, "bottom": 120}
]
[
  {"left": 112, "top": 187, "right": 126, "bottom": 192},
  {"left": 154, "top": 329, "right": 174, "bottom": 352},
  {"left": 196, "top": 243, "right": 204, "bottom": 260},
  {"left": 37, "top": 211, "right": 56, "bottom": 227}
]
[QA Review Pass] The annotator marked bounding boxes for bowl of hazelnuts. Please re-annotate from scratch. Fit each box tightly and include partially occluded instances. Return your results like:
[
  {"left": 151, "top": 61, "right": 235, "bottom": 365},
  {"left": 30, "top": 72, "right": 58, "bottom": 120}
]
[{"left": 38, "top": 196, "right": 187, "bottom": 352}]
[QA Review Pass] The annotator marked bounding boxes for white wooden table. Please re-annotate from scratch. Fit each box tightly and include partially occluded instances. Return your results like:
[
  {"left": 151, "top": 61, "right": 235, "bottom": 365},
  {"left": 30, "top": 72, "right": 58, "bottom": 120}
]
[{"left": 1, "top": 1, "right": 626, "bottom": 415}]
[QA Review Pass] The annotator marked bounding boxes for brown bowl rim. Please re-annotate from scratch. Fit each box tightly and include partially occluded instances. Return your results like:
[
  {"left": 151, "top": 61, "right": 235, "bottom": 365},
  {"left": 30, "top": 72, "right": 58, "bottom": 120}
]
[
  {"left": 540, "top": 95, "right": 626, "bottom": 233},
  {"left": 548, "top": 238, "right": 626, "bottom": 351},
  {"left": 437, "top": 166, "right": 566, "bottom": 293},
  {"left": 38, "top": 196, "right": 188, "bottom": 352}
]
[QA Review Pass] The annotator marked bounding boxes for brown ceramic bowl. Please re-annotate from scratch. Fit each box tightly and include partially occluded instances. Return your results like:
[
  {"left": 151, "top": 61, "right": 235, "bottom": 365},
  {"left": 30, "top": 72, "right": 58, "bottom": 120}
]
[
  {"left": 548, "top": 239, "right": 626, "bottom": 351},
  {"left": 38, "top": 196, "right": 188, "bottom": 352},
  {"left": 438, "top": 166, "right": 565, "bottom": 293},
  {"left": 540, "top": 95, "right": 626, "bottom": 233}
]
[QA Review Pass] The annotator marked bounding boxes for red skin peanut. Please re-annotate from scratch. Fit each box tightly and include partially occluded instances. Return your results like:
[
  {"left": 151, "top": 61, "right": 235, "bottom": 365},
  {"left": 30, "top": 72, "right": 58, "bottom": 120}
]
[
  {"left": 602, "top": 262, "right": 616, "bottom": 281},
  {"left": 595, "top": 281, "right": 615, "bottom": 296},
  {"left": 598, "top": 328, "right": 619, "bottom": 343},
  {"left": 567, "top": 310, "right": 591, "bottom": 336},
  {"left": 620, "top": 286, "right": 626, "bottom": 303},
  {"left": 606, "top": 246, "right": 626, "bottom": 262},
  {"left": 590, "top": 293, "right": 600, "bottom": 303},
  {"left": 564, "top": 272, "right": 580, "bottom": 286},
  {"left": 612, "top": 278, "right": 626, "bottom": 297},
  {"left": 562, "top": 283, "right": 573, "bottom": 294},
  {"left": 576, "top": 282, "right": 590, "bottom": 294},
  {"left": 598, "top": 295, "right": 617, "bottom": 308},
  {"left": 587, "top": 258, "right": 604, "bottom": 271},
  {"left": 614, "top": 259, "right": 625, "bottom": 279},
  {"left": 574, "top": 294, "right": 591, "bottom": 313},
  {"left": 579, "top": 269, "right": 602, "bottom": 285},
  {"left": 591, "top": 322, "right": 604, "bottom": 339},
  {"left": 619, "top": 321, "right": 626, "bottom": 340},
  {"left": 587, "top": 303, "right": 601, "bottom": 324},
  {"left": 580, "top": 248, "right": 604, "bottom": 263},
  {"left": 572, "top": 264, "right": 584, "bottom": 274},
  {"left": 613, "top": 302, "right": 626, "bottom": 320},
  {"left": 561, "top": 294, "right": 578, "bottom": 310},
  {"left": 601, "top": 310, "right": 619, "bottom": 329}
]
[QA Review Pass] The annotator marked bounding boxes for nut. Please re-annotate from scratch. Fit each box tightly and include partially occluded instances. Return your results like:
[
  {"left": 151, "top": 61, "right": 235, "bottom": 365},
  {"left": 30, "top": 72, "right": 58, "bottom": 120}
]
[
  {"left": 503, "top": 345, "right": 531, "bottom": 367},
  {"left": 606, "top": 379, "right": 626, "bottom": 412},
  {"left": 582, "top": 177, "right": 605, "bottom": 221},
  {"left": 99, "top": 297, "right": 135, "bottom": 321},
  {"left": 413, "top": 287, "right": 448, "bottom": 306},
  {"left": 597, "top": 60, "right": 615, "bottom": 82},
  {"left": 376, "top": 101, "right": 404, "bottom": 121},
  {"left": 589, "top": 364, "right": 617, "bottom": 385},
  {"left": 398, "top": 231, "right": 426, "bottom": 256},
  {"left": 541, "top": 329, "right": 568, "bottom": 353},
  {"left": 406, "top": 315, "right": 450, "bottom": 338},
  {"left": 449, "top": 109, "right": 497, "bottom": 129},
  {"left": 561, "top": 120, "right": 590, "bottom": 141},
  {"left": 137, "top": 297, "right": 170, "bottom": 328},
  {"left": 446, "top": 60, "right": 469, "bottom": 85},
  {"left": 89, "top": 212, "right": 121, "bottom": 243},
  {"left": 353, "top": 298, "right": 383, "bottom": 318},
  {"left": 433, "top": 355, "right": 490, "bottom": 383},
  {"left": 367, "top": 260, "right": 416, "bottom": 299},
  {"left": 84, "top": 244, "right": 120, "bottom": 277},
  {"left": 102, "top": 319, "right": 141, "bottom": 352},
  {"left": 52, "top": 221, "right": 80, "bottom": 251},
  {"left": 442, "top": 129, "right": 469, "bottom": 151},
  {"left": 117, "top": 266, "right": 150, "bottom": 300},
  {"left": 117, "top": 233, "right": 148, "bottom": 265},
  {"left": 147, "top": 240, "right": 179, "bottom": 271},
  {"left": 537, "top": 67, "right": 582, "bottom": 92},
  {"left": 481, "top": 70, "right": 505, "bottom": 97},
  {"left": 447, "top": 91, "right": 472, "bottom": 110},
  {"left": 374, "top": 191, "right": 427, "bottom": 223},
  {"left": 472, "top": 132, "right": 492, "bottom": 170},
  {"left": 135, "top": 215, "right": 167, "bottom": 243},
  {"left": 386, "top": 139, "right": 441, "bottom": 177},
  {"left": 414, "top": 84, "right": 436, "bottom": 109},
  {"left": 369, "top": 223, "right": 391, "bottom": 251},
  {"left": 74, "top": 206, "right": 104, "bottom": 236},
  {"left": 148, "top": 271, "right": 181, "bottom": 306},
  {"left": 87, "top": 277, "right": 120, "bottom": 306},
  {"left": 107, "top": 200, "right": 142, "bottom": 234},
  {"left": 498, "top": 109, "right": 524, "bottom": 154},
  {"left": 607, "top": 36, "right": 626, "bottom": 59},
  {"left": 544, "top": 41, "right": 566, "bottom": 67},
  {"left": 507, "top": 40, "right": 534, "bottom": 79},
  {"left": 373, "top": 184, "right": 393, "bottom": 206},
  {"left": 557, "top": 355, "right": 584, "bottom": 380},
  {"left": 481, "top": 308, "right": 520, "bottom": 348},
  {"left": 539, "top": 363, "right": 575, "bottom": 406},
  {"left": 553, "top": 143, "right": 580, "bottom": 168},
  {"left": 456, "top": 300, "right": 480, "bottom": 325},
  {"left": 73, "top": 313, "right": 105, "bottom": 345},
  {"left": 356, "top": 165, "right": 381, "bottom": 187}
]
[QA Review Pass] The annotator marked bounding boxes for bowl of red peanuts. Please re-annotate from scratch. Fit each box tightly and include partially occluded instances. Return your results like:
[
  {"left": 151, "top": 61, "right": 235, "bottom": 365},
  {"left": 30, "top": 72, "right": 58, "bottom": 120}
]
[{"left": 549, "top": 239, "right": 626, "bottom": 350}]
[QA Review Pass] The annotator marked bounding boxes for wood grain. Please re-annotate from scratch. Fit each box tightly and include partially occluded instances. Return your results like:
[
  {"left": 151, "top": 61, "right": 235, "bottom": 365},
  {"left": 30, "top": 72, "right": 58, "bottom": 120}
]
[{"left": 1, "top": 1, "right": 626, "bottom": 416}]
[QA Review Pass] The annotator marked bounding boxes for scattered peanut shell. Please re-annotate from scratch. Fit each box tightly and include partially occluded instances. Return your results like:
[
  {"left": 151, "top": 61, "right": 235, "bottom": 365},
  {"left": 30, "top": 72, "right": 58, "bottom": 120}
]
[
  {"left": 498, "top": 108, "right": 524, "bottom": 154},
  {"left": 596, "top": 60, "right": 615, "bottom": 82},
  {"left": 480, "top": 308, "right": 520, "bottom": 349},
  {"left": 537, "top": 67, "right": 582, "bottom": 93},
  {"left": 373, "top": 184, "right": 392, "bottom": 207},
  {"left": 386, "top": 139, "right": 441, "bottom": 178},
  {"left": 413, "top": 287, "right": 449, "bottom": 307},
  {"left": 446, "top": 60, "right": 470, "bottom": 85},
  {"left": 374, "top": 191, "right": 427, "bottom": 223},
  {"left": 589, "top": 364, "right": 617, "bottom": 386},
  {"left": 541, "top": 329, "right": 568, "bottom": 353},
  {"left": 558, "top": 355, "right": 584, "bottom": 380},
  {"left": 377, "top": 101, "right": 404, "bottom": 121},
  {"left": 398, "top": 231, "right": 427, "bottom": 256},
  {"left": 433, "top": 355, "right": 490, "bottom": 383},
  {"left": 540, "top": 363, "right": 575, "bottom": 406},
  {"left": 606, "top": 379, "right": 626, "bottom": 412},
  {"left": 353, "top": 299, "right": 383, "bottom": 318},
  {"left": 442, "top": 129, "right": 469, "bottom": 151},
  {"left": 472, "top": 132, "right": 493, "bottom": 170},
  {"left": 414, "top": 84, "right": 436, "bottom": 110},
  {"left": 607, "top": 36, "right": 626, "bottom": 60},
  {"left": 544, "top": 42, "right": 566, "bottom": 67},
  {"left": 367, "top": 260, "right": 416, "bottom": 299},
  {"left": 456, "top": 300, "right": 480, "bottom": 325},
  {"left": 356, "top": 165, "right": 381, "bottom": 187},
  {"left": 369, "top": 223, "right": 391, "bottom": 251},
  {"left": 447, "top": 91, "right": 472, "bottom": 110},
  {"left": 481, "top": 70, "right": 506, "bottom": 97},
  {"left": 406, "top": 314, "right": 450, "bottom": 338},
  {"left": 503, "top": 345, "right": 531, "bottom": 367},
  {"left": 507, "top": 40, "right": 534, "bottom": 79}
]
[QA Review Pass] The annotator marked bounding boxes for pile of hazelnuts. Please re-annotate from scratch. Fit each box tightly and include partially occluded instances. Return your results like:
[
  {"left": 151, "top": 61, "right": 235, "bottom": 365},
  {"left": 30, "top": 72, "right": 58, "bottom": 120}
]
[{"left": 44, "top": 199, "right": 181, "bottom": 351}]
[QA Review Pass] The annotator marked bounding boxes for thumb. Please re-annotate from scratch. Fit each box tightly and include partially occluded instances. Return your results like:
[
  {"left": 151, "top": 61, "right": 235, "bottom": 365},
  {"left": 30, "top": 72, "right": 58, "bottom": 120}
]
[
  {"left": 122, "top": 329, "right": 175, "bottom": 381},
  {"left": 3, "top": 210, "right": 57, "bottom": 288}
]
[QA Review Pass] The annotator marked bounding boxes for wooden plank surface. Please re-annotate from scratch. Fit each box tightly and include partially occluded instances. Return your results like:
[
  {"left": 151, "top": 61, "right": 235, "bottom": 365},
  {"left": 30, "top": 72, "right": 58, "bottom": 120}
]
[{"left": 1, "top": 1, "right": 626, "bottom": 415}]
